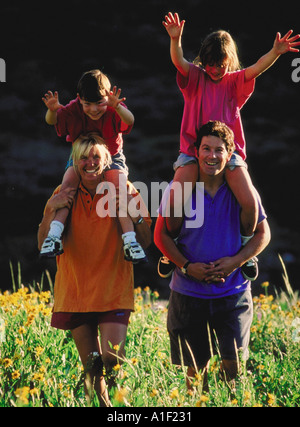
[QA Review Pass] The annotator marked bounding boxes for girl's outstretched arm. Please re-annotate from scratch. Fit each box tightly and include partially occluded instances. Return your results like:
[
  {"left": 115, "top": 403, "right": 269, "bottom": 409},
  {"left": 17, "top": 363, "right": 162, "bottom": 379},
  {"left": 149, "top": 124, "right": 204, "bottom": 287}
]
[
  {"left": 245, "top": 30, "right": 300, "bottom": 81},
  {"left": 163, "top": 12, "right": 190, "bottom": 77}
]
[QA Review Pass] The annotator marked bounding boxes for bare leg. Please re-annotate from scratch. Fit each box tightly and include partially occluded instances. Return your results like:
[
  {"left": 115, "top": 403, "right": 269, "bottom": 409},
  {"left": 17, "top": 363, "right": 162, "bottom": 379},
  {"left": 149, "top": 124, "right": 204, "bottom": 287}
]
[
  {"left": 105, "top": 169, "right": 134, "bottom": 233},
  {"left": 165, "top": 163, "right": 199, "bottom": 237},
  {"left": 54, "top": 166, "right": 79, "bottom": 225},
  {"left": 98, "top": 322, "right": 128, "bottom": 390},
  {"left": 225, "top": 167, "right": 258, "bottom": 236},
  {"left": 105, "top": 169, "right": 147, "bottom": 263},
  {"left": 71, "top": 323, "right": 111, "bottom": 407}
]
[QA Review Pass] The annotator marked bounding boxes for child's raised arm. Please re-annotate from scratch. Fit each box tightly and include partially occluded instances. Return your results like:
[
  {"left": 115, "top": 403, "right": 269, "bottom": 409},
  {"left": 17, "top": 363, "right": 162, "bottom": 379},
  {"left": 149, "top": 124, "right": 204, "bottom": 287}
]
[
  {"left": 105, "top": 86, "right": 135, "bottom": 126},
  {"left": 162, "top": 12, "right": 190, "bottom": 77},
  {"left": 42, "top": 90, "right": 63, "bottom": 125},
  {"left": 245, "top": 30, "right": 300, "bottom": 81}
]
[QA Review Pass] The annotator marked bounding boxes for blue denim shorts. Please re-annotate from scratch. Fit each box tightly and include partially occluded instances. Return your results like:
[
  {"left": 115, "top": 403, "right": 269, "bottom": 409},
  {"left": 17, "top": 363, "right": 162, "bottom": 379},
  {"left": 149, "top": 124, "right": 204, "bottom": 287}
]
[
  {"left": 173, "top": 153, "right": 197, "bottom": 171},
  {"left": 173, "top": 151, "right": 247, "bottom": 172},
  {"left": 65, "top": 149, "right": 128, "bottom": 176},
  {"left": 226, "top": 152, "right": 248, "bottom": 171},
  {"left": 167, "top": 289, "right": 253, "bottom": 369}
]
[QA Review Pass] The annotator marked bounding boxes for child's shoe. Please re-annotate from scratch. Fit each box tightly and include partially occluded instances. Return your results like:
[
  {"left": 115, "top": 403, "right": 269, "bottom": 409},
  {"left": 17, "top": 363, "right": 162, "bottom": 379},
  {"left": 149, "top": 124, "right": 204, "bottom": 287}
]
[
  {"left": 124, "top": 241, "right": 148, "bottom": 264},
  {"left": 157, "top": 256, "right": 175, "bottom": 278},
  {"left": 241, "top": 257, "right": 258, "bottom": 281},
  {"left": 39, "top": 236, "right": 64, "bottom": 258}
]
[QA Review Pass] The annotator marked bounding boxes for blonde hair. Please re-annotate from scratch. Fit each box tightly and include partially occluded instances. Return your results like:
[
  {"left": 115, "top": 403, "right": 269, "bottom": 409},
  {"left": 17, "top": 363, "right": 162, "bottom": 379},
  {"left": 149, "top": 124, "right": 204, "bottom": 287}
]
[
  {"left": 72, "top": 132, "right": 112, "bottom": 176},
  {"left": 194, "top": 30, "right": 241, "bottom": 72}
]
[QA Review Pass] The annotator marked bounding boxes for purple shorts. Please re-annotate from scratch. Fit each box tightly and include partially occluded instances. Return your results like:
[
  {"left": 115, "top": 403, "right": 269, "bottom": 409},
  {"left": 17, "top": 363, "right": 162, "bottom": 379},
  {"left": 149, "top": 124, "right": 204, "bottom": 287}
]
[{"left": 51, "top": 309, "right": 131, "bottom": 330}]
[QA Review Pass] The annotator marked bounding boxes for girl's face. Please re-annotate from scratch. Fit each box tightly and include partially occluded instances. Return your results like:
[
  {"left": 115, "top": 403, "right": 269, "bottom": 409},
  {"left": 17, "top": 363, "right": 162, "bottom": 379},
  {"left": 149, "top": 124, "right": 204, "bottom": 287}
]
[{"left": 205, "top": 60, "right": 229, "bottom": 82}]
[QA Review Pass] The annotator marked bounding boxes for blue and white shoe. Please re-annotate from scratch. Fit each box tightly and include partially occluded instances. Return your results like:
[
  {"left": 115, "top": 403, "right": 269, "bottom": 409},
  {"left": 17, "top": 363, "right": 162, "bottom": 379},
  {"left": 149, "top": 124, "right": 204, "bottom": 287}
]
[
  {"left": 39, "top": 236, "right": 64, "bottom": 258},
  {"left": 124, "top": 242, "right": 148, "bottom": 264}
]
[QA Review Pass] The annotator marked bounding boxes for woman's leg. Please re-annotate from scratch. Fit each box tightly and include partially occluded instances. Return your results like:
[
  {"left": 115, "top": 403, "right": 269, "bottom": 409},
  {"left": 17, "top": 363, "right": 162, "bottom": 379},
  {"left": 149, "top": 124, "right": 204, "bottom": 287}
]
[
  {"left": 98, "top": 322, "right": 128, "bottom": 390},
  {"left": 71, "top": 323, "right": 111, "bottom": 407}
]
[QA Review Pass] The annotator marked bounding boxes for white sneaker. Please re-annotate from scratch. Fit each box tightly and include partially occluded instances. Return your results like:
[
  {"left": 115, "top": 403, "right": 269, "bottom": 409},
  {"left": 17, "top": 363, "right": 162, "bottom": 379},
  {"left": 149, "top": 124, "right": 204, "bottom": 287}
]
[
  {"left": 39, "top": 236, "right": 64, "bottom": 258},
  {"left": 124, "top": 242, "right": 148, "bottom": 264}
]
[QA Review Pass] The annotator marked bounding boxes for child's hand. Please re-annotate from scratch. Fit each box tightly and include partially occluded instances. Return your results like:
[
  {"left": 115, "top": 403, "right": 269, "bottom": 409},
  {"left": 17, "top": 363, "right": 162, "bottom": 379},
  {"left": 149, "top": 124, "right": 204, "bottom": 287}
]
[
  {"left": 162, "top": 12, "right": 185, "bottom": 39},
  {"left": 273, "top": 30, "right": 300, "bottom": 55},
  {"left": 48, "top": 187, "right": 76, "bottom": 211},
  {"left": 105, "top": 86, "right": 126, "bottom": 110},
  {"left": 42, "top": 90, "right": 62, "bottom": 112}
]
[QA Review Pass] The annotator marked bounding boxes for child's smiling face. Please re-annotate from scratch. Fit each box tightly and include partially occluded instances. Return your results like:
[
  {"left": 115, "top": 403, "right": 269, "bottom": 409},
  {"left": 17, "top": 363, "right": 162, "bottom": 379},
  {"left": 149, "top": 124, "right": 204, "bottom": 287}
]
[
  {"left": 205, "top": 59, "right": 229, "bottom": 82},
  {"left": 79, "top": 96, "right": 108, "bottom": 120}
]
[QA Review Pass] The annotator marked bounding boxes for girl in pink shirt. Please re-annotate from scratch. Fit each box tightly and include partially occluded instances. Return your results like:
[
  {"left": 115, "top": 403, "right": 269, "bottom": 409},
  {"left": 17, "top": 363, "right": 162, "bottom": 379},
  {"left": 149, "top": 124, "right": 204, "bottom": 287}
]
[{"left": 162, "top": 12, "right": 299, "bottom": 241}]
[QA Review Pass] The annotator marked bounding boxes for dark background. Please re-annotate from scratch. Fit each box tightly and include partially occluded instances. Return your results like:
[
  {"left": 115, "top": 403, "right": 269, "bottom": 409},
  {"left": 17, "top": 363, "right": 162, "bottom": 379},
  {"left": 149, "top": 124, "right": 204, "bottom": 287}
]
[{"left": 0, "top": 0, "right": 299, "bottom": 297}]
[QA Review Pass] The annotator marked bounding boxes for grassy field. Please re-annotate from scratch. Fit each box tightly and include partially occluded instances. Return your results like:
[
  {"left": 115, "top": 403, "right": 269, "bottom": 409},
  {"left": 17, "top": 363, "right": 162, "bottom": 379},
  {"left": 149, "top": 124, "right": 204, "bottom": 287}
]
[{"left": 0, "top": 261, "right": 300, "bottom": 407}]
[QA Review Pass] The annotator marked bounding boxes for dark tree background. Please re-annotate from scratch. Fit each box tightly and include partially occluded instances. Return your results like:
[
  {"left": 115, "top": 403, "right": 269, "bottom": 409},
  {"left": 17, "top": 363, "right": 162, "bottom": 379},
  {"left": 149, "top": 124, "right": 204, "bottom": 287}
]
[{"left": 0, "top": 0, "right": 299, "bottom": 296}]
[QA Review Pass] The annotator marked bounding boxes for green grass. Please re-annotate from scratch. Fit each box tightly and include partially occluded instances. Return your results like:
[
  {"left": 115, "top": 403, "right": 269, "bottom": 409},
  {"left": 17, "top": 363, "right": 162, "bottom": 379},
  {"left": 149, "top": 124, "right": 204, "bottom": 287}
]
[{"left": 0, "top": 262, "right": 300, "bottom": 407}]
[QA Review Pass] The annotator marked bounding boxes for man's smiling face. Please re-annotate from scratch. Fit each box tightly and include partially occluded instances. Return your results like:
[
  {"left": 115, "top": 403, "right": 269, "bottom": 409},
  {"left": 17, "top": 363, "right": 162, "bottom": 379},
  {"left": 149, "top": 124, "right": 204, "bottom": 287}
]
[{"left": 198, "top": 135, "right": 231, "bottom": 176}]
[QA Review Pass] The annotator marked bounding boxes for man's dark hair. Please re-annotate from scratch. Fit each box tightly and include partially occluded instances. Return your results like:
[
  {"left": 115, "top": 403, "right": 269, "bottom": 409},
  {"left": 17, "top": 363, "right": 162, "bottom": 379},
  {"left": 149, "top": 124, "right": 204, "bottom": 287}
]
[{"left": 194, "top": 121, "right": 236, "bottom": 153}]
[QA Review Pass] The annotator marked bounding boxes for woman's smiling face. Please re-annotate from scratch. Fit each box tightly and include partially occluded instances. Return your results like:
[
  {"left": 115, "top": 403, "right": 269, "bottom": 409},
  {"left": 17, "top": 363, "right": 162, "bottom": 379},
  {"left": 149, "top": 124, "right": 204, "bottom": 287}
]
[{"left": 77, "top": 145, "right": 104, "bottom": 185}]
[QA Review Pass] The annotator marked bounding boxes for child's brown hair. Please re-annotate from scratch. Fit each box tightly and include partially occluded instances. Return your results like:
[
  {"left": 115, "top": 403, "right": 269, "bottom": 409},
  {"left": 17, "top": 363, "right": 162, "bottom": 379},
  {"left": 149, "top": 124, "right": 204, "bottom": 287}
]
[
  {"left": 194, "top": 30, "right": 241, "bottom": 72},
  {"left": 77, "top": 69, "right": 111, "bottom": 102}
]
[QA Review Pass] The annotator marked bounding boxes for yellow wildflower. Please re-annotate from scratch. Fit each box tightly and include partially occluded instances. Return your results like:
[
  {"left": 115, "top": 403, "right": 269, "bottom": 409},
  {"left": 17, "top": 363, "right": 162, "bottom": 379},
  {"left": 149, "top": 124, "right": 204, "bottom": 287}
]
[
  {"left": 18, "top": 326, "right": 26, "bottom": 335},
  {"left": 15, "top": 387, "right": 30, "bottom": 405},
  {"left": 12, "top": 370, "right": 20, "bottom": 380},
  {"left": 2, "top": 358, "right": 13, "bottom": 368},
  {"left": 267, "top": 393, "right": 276, "bottom": 406},
  {"left": 261, "top": 281, "right": 269, "bottom": 288},
  {"left": 35, "top": 346, "right": 44, "bottom": 357},
  {"left": 32, "top": 372, "right": 45, "bottom": 382},
  {"left": 114, "top": 387, "right": 128, "bottom": 403},
  {"left": 30, "top": 387, "right": 39, "bottom": 396},
  {"left": 170, "top": 388, "right": 179, "bottom": 399},
  {"left": 244, "top": 391, "right": 251, "bottom": 402},
  {"left": 150, "top": 388, "right": 158, "bottom": 397}
]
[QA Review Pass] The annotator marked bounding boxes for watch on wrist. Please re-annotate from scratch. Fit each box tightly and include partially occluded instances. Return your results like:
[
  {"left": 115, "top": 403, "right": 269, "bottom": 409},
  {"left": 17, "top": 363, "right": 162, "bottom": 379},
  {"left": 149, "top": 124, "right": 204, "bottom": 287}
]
[
  {"left": 181, "top": 261, "right": 191, "bottom": 275},
  {"left": 135, "top": 217, "right": 144, "bottom": 225}
]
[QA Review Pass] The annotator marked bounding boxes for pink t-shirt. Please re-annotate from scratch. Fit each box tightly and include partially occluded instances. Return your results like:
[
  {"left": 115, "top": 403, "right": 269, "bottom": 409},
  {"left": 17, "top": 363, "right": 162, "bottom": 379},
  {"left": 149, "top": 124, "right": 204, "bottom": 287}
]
[
  {"left": 177, "top": 64, "right": 255, "bottom": 159},
  {"left": 55, "top": 97, "right": 133, "bottom": 156}
]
